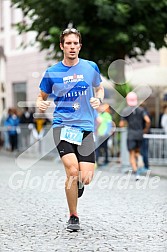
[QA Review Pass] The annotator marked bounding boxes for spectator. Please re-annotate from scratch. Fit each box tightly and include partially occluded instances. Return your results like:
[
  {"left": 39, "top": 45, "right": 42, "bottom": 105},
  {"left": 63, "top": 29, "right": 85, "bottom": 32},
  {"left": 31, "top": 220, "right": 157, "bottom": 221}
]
[
  {"left": 161, "top": 105, "right": 167, "bottom": 159},
  {"left": 95, "top": 104, "right": 112, "bottom": 166},
  {"left": 20, "top": 107, "right": 34, "bottom": 124},
  {"left": 119, "top": 92, "right": 151, "bottom": 180},
  {"left": 19, "top": 107, "right": 34, "bottom": 150},
  {"left": 161, "top": 105, "right": 167, "bottom": 133},
  {"left": 140, "top": 104, "right": 151, "bottom": 171},
  {"left": 31, "top": 111, "right": 51, "bottom": 142},
  {"left": 4, "top": 108, "right": 20, "bottom": 152},
  {"left": 0, "top": 109, "right": 10, "bottom": 150}
]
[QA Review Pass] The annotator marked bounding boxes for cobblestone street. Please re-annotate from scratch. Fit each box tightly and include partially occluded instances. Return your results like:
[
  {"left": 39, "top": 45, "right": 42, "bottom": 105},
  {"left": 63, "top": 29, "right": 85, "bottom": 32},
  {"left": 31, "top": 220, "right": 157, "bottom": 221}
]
[{"left": 0, "top": 154, "right": 167, "bottom": 252}]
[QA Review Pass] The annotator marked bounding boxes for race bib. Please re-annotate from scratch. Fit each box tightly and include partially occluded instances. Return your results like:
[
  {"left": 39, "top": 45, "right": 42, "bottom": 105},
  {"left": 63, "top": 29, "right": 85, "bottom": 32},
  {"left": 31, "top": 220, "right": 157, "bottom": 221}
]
[{"left": 60, "top": 126, "right": 84, "bottom": 145}]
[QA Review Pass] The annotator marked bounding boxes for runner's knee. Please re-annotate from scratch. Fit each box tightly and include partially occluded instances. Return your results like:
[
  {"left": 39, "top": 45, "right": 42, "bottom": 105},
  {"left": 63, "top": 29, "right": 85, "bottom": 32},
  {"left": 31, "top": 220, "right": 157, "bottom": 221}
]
[
  {"left": 66, "top": 165, "right": 79, "bottom": 178},
  {"left": 82, "top": 172, "right": 94, "bottom": 185}
]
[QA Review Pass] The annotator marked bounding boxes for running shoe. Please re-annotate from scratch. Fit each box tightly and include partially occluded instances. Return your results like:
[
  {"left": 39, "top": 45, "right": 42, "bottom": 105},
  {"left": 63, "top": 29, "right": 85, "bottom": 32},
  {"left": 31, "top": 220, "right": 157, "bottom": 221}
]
[
  {"left": 77, "top": 181, "right": 84, "bottom": 198},
  {"left": 67, "top": 215, "right": 80, "bottom": 231}
]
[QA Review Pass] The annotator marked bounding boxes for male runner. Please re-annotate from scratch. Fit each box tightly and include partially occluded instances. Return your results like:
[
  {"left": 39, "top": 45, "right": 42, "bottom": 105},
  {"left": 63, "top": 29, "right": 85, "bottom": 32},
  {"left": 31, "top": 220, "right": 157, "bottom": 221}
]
[{"left": 36, "top": 28, "right": 104, "bottom": 231}]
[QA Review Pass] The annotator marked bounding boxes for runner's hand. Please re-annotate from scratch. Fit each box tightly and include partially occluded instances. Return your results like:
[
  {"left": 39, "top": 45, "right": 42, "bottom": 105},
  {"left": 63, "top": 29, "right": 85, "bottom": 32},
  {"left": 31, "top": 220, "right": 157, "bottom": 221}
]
[
  {"left": 36, "top": 100, "right": 51, "bottom": 111},
  {"left": 90, "top": 97, "right": 100, "bottom": 109}
]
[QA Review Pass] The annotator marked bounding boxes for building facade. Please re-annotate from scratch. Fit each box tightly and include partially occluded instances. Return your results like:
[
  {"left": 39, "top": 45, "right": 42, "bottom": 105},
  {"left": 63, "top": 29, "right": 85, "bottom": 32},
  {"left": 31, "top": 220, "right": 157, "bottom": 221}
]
[
  {"left": 0, "top": 46, "right": 6, "bottom": 116},
  {"left": 0, "top": 0, "right": 52, "bottom": 120},
  {"left": 0, "top": 0, "right": 166, "bottom": 126}
]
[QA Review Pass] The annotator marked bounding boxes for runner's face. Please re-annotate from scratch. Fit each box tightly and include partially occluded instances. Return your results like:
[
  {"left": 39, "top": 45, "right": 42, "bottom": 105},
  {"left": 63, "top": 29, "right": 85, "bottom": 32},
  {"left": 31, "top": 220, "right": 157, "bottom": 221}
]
[{"left": 60, "top": 34, "right": 81, "bottom": 61}]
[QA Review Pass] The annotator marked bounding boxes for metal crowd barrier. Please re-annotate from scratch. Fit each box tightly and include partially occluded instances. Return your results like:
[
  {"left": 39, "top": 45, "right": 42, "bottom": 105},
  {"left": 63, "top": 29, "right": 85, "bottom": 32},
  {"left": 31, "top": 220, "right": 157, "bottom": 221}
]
[
  {"left": 0, "top": 126, "right": 167, "bottom": 166},
  {"left": 105, "top": 127, "right": 167, "bottom": 166}
]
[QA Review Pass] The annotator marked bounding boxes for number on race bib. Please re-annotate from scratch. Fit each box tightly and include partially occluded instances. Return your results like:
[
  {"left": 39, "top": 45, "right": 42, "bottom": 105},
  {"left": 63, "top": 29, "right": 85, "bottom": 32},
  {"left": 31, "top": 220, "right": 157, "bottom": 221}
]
[{"left": 60, "top": 126, "right": 83, "bottom": 145}]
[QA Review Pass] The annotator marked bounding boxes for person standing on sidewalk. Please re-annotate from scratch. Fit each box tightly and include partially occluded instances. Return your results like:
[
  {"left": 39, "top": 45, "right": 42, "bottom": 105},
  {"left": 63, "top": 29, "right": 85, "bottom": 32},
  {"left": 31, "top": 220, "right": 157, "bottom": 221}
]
[
  {"left": 119, "top": 92, "right": 151, "bottom": 180},
  {"left": 95, "top": 103, "right": 112, "bottom": 166},
  {"left": 161, "top": 105, "right": 167, "bottom": 160},
  {"left": 19, "top": 107, "right": 34, "bottom": 150},
  {"left": 140, "top": 103, "right": 151, "bottom": 171},
  {"left": 4, "top": 108, "right": 20, "bottom": 152},
  {"left": 36, "top": 28, "right": 104, "bottom": 231},
  {"left": 161, "top": 105, "right": 167, "bottom": 133}
]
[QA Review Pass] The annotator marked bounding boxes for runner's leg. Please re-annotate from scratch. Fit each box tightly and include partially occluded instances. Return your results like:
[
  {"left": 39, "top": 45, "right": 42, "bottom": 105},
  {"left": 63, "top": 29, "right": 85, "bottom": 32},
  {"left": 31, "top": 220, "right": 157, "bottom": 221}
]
[
  {"left": 61, "top": 153, "right": 79, "bottom": 215},
  {"left": 79, "top": 162, "right": 95, "bottom": 185}
]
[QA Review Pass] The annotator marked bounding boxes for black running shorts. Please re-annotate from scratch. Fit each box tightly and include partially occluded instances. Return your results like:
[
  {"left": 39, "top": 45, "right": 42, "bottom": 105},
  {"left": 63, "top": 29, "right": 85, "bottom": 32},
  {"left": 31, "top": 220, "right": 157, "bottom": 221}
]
[{"left": 53, "top": 127, "right": 95, "bottom": 163}]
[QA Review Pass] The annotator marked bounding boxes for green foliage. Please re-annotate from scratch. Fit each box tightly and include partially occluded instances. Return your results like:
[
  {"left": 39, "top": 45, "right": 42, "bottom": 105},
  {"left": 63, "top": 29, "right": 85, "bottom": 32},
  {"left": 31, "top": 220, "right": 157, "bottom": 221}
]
[
  {"left": 12, "top": 0, "right": 167, "bottom": 78},
  {"left": 112, "top": 82, "right": 133, "bottom": 125},
  {"left": 115, "top": 82, "right": 132, "bottom": 98}
]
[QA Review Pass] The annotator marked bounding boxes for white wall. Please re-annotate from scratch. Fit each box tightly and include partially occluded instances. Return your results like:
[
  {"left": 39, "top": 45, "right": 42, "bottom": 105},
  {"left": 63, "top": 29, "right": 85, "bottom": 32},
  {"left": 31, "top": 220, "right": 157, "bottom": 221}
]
[
  {"left": 6, "top": 50, "right": 53, "bottom": 108},
  {"left": 0, "top": 0, "right": 54, "bottom": 111}
]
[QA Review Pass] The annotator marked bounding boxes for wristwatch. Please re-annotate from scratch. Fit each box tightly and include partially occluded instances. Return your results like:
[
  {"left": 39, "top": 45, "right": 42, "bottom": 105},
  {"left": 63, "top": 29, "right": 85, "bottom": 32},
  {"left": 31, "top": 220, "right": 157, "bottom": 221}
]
[{"left": 97, "top": 97, "right": 103, "bottom": 104}]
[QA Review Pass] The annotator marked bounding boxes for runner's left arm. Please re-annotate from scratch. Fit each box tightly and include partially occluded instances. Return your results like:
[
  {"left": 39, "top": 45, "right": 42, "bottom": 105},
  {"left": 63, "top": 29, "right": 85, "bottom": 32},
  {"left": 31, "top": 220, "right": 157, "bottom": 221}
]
[{"left": 90, "top": 84, "right": 104, "bottom": 109}]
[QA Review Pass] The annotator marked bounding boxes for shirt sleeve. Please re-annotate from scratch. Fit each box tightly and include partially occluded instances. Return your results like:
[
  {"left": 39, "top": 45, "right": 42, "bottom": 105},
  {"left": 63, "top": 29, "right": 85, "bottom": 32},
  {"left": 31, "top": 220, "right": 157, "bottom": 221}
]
[
  {"left": 87, "top": 61, "right": 102, "bottom": 87},
  {"left": 39, "top": 70, "right": 53, "bottom": 94},
  {"left": 92, "top": 63, "right": 102, "bottom": 87}
]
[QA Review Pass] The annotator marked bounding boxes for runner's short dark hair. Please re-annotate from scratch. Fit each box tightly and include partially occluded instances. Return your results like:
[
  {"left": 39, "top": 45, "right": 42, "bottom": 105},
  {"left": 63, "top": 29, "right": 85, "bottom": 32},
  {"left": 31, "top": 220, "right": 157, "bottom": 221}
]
[{"left": 60, "top": 28, "right": 82, "bottom": 44}]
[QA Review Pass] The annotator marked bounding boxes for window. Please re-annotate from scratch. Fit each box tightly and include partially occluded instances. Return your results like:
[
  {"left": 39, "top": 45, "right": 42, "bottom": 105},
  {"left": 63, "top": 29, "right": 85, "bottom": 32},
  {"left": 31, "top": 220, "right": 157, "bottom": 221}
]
[{"left": 13, "top": 82, "right": 27, "bottom": 108}]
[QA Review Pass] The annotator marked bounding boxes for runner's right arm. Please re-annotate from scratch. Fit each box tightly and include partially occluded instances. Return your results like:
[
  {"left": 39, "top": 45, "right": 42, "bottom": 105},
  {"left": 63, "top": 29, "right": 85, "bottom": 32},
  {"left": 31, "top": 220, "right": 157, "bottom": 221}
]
[{"left": 36, "top": 91, "right": 50, "bottom": 111}]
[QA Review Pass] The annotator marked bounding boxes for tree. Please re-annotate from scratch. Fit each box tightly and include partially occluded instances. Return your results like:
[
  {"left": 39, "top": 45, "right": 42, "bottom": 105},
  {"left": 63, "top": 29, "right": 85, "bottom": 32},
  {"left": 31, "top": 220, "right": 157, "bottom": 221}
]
[{"left": 12, "top": 0, "right": 167, "bottom": 78}]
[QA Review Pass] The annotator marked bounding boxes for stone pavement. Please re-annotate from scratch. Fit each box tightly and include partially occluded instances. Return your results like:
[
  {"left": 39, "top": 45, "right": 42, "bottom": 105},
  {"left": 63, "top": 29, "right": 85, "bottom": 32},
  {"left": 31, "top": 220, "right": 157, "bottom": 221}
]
[
  {"left": 121, "top": 164, "right": 167, "bottom": 180},
  {"left": 149, "top": 166, "right": 167, "bottom": 179},
  {"left": 0, "top": 153, "right": 167, "bottom": 252}
]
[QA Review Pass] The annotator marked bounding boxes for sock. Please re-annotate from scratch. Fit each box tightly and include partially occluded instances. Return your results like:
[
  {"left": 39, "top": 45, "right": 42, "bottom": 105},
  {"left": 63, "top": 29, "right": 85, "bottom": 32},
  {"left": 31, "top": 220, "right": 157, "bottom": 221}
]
[{"left": 70, "top": 212, "right": 78, "bottom": 217}]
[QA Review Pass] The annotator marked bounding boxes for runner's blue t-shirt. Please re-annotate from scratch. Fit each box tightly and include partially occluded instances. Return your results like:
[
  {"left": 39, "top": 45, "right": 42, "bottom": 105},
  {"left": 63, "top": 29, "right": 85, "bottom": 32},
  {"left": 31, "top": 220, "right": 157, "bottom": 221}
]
[{"left": 39, "top": 58, "right": 102, "bottom": 131}]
